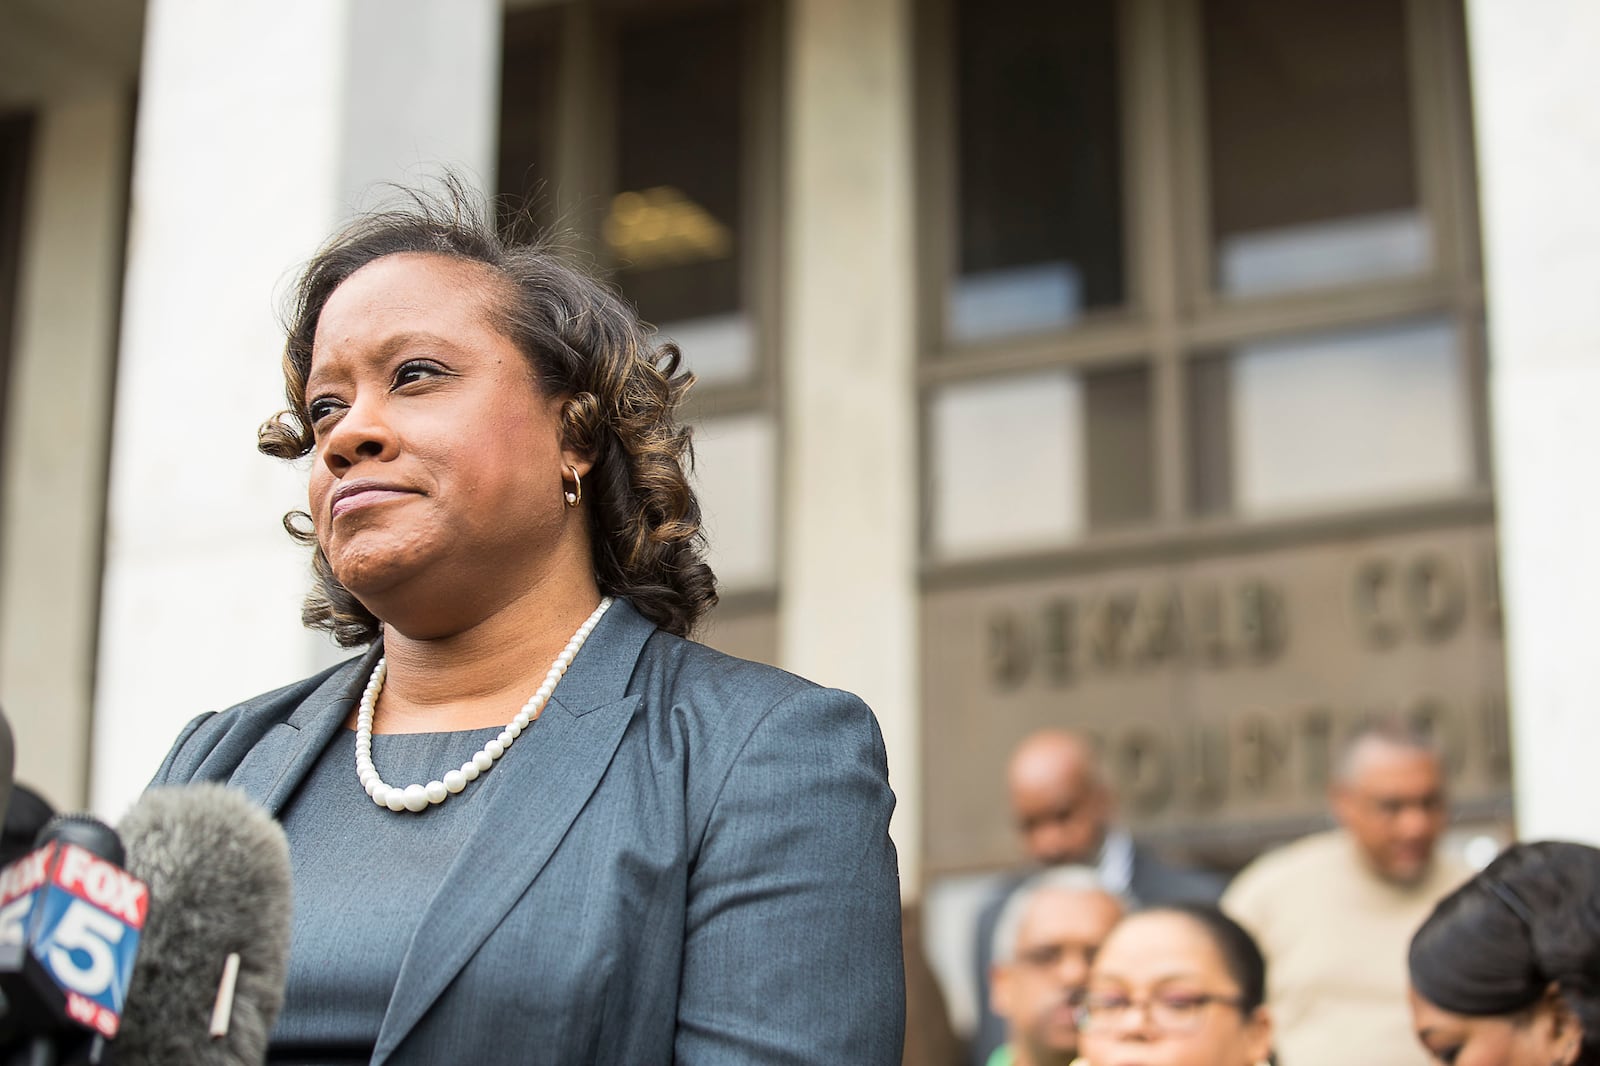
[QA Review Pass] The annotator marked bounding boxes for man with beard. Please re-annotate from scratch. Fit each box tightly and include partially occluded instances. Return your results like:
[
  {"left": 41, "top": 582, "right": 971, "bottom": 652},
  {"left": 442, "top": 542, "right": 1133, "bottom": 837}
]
[
  {"left": 986, "top": 868, "right": 1125, "bottom": 1066},
  {"left": 1222, "top": 723, "right": 1473, "bottom": 1066}
]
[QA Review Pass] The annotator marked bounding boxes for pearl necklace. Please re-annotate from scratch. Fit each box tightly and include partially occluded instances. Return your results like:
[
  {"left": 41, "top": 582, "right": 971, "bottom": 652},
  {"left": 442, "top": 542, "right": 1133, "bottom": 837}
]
[{"left": 355, "top": 596, "right": 614, "bottom": 812}]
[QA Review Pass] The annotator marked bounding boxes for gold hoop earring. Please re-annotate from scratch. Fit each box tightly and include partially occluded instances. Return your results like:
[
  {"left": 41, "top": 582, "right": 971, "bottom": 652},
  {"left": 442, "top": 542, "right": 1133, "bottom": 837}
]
[{"left": 563, "top": 464, "right": 582, "bottom": 507}]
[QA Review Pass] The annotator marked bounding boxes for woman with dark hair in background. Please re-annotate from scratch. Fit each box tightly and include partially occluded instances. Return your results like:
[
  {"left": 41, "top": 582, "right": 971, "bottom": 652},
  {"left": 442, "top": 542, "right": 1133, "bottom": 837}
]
[
  {"left": 1076, "top": 903, "right": 1273, "bottom": 1066},
  {"left": 150, "top": 183, "right": 904, "bottom": 1064},
  {"left": 1409, "top": 841, "right": 1600, "bottom": 1066}
]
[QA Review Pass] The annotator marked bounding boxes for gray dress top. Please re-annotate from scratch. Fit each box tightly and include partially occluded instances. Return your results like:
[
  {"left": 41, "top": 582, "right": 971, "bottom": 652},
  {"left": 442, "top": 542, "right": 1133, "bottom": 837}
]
[{"left": 271, "top": 725, "right": 501, "bottom": 1064}]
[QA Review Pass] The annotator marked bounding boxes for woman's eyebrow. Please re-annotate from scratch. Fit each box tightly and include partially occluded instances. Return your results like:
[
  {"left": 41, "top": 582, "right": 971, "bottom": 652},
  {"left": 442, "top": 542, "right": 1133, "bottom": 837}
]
[
  {"left": 1139, "top": 970, "right": 1208, "bottom": 986},
  {"left": 374, "top": 330, "right": 466, "bottom": 357},
  {"left": 308, "top": 331, "right": 466, "bottom": 388}
]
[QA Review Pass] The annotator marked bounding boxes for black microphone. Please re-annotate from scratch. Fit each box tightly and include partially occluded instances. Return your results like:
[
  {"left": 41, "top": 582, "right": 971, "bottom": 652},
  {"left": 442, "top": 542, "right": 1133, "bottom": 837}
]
[
  {"left": 0, "top": 813, "right": 148, "bottom": 1066},
  {"left": 0, "top": 709, "right": 13, "bottom": 826},
  {"left": 112, "top": 784, "right": 292, "bottom": 1066}
]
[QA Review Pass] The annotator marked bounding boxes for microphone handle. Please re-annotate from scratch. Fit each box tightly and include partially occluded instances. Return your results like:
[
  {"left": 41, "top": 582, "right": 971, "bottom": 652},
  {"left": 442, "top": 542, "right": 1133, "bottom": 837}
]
[
  {"left": 5, "top": 1030, "right": 108, "bottom": 1066},
  {"left": 12, "top": 1035, "right": 55, "bottom": 1066},
  {"left": 0, "top": 707, "right": 14, "bottom": 826}
]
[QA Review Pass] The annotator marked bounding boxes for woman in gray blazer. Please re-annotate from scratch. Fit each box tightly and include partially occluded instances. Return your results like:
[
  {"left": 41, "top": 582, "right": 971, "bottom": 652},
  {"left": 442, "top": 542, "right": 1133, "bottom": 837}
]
[{"left": 151, "top": 185, "right": 904, "bottom": 1064}]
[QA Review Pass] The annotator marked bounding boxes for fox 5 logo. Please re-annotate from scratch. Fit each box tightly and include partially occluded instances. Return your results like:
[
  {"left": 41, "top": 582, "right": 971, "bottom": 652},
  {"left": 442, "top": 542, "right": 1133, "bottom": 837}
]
[
  {"left": 32, "top": 887, "right": 142, "bottom": 1020},
  {"left": 5, "top": 845, "right": 149, "bottom": 1034}
]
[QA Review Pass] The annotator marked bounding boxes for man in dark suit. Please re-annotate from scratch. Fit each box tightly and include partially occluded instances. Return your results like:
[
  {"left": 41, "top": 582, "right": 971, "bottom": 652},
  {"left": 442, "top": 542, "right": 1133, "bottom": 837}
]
[{"left": 968, "top": 730, "right": 1225, "bottom": 1066}]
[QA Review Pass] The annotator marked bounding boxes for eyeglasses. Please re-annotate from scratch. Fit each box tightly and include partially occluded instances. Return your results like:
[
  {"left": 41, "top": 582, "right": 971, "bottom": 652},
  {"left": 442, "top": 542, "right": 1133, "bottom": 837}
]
[
  {"left": 1075, "top": 992, "right": 1247, "bottom": 1033},
  {"left": 1015, "top": 943, "right": 1096, "bottom": 971},
  {"left": 1361, "top": 792, "right": 1445, "bottom": 819}
]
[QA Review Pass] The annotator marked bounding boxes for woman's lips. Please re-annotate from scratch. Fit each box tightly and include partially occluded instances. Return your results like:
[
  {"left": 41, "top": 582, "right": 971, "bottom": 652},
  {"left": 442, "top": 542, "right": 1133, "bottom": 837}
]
[{"left": 330, "top": 487, "right": 415, "bottom": 519}]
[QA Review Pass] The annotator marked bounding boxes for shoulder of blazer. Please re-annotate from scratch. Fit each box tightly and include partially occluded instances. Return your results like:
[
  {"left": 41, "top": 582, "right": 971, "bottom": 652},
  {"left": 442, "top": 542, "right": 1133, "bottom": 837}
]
[
  {"left": 625, "top": 628, "right": 888, "bottom": 836},
  {"left": 152, "top": 654, "right": 371, "bottom": 786},
  {"left": 629, "top": 628, "right": 817, "bottom": 713}
]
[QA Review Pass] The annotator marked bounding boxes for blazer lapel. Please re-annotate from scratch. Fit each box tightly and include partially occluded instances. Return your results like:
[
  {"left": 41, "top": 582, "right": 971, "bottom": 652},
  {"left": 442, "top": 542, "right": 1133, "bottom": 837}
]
[
  {"left": 372, "top": 600, "right": 657, "bottom": 1064},
  {"left": 226, "top": 646, "right": 378, "bottom": 816}
]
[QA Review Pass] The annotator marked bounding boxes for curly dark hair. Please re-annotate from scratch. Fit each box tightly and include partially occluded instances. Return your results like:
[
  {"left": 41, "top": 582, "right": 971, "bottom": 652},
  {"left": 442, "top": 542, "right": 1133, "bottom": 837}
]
[
  {"left": 258, "top": 182, "right": 718, "bottom": 643},
  {"left": 1410, "top": 841, "right": 1600, "bottom": 1065}
]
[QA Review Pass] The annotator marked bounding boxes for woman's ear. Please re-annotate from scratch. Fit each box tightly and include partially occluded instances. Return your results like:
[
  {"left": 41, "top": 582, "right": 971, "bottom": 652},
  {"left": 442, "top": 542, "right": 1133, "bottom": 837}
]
[
  {"left": 545, "top": 392, "right": 595, "bottom": 480},
  {"left": 555, "top": 391, "right": 599, "bottom": 479},
  {"left": 1241, "top": 1005, "right": 1274, "bottom": 1066},
  {"left": 559, "top": 447, "right": 594, "bottom": 481},
  {"left": 1536, "top": 984, "right": 1583, "bottom": 1066}
]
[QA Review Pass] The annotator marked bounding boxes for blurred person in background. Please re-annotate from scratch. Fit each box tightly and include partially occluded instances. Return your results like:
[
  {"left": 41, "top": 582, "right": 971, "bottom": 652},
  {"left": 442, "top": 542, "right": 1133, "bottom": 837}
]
[
  {"left": 1223, "top": 722, "right": 1471, "bottom": 1066},
  {"left": 1409, "top": 840, "right": 1600, "bottom": 1066},
  {"left": 986, "top": 867, "right": 1125, "bottom": 1066},
  {"left": 1077, "top": 903, "right": 1273, "bottom": 1066},
  {"left": 972, "top": 731, "right": 1225, "bottom": 1065}
]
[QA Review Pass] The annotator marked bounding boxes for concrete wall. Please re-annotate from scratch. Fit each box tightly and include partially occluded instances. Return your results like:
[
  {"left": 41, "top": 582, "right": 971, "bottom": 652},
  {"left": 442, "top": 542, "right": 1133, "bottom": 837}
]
[
  {"left": 1468, "top": 0, "right": 1600, "bottom": 844},
  {"left": 0, "top": 94, "right": 130, "bottom": 811}
]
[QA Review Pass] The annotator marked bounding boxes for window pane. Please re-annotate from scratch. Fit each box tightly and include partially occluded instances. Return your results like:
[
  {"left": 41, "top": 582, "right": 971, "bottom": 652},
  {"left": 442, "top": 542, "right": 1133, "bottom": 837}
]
[
  {"left": 496, "top": 10, "right": 560, "bottom": 234},
  {"left": 1186, "top": 354, "right": 1233, "bottom": 517},
  {"left": 1085, "top": 365, "right": 1153, "bottom": 529},
  {"left": 930, "top": 364, "right": 1151, "bottom": 557},
  {"left": 610, "top": 4, "right": 751, "bottom": 386},
  {"left": 948, "top": 0, "right": 1125, "bottom": 343},
  {"left": 1203, "top": 0, "right": 1429, "bottom": 297},
  {"left": 692, "top": 413, "right": 776, "bottom": 591},
  {"left": 932, "top": 371, "right": 1083, "bottom": 555},
  {"left": 1188, "top": 319, "right": 1472, "bottom": 517}
]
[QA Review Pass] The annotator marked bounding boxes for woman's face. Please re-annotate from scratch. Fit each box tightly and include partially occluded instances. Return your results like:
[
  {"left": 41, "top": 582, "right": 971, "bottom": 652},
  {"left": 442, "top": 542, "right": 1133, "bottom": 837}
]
[
  {"left": 304, "top": 252, "right": 582, "bottom": 636},
  {"left": 1409, "top": 990, "right": 1579, "bottom": 1066},
  {"left": 1078, "top": 912, "right": 1271, "bottom": 1066}
]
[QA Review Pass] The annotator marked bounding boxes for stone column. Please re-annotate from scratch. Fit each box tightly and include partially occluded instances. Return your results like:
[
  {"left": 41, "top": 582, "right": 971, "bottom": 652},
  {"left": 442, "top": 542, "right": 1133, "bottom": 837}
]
[
  {"left": 1467, "top": 0, "right": 1600, "bottom": 844},
  {"left": 0, "top": 95, "right": 131, "bottom": 811},
  {"left": 781, "top": 0, "right": 921, "bottom": 892}
]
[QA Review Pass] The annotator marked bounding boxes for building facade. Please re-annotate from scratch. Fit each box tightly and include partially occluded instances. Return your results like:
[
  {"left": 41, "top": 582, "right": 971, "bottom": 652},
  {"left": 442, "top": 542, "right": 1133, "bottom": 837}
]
[{"left": 3, "top": 0, "right": 1599, "bottom": 1024}]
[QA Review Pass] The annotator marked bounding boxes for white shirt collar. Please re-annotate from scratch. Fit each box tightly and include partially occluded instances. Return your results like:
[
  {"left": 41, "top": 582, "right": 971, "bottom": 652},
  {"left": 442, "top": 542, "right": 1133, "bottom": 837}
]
[{"left": 1097, "top": 827, "right": 1135, "bottom": 897}]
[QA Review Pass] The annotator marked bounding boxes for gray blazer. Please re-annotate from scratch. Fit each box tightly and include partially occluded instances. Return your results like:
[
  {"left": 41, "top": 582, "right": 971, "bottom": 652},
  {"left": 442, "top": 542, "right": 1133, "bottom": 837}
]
[{"left": 151, "top": 598, "right": 905, "bottom": 1064}]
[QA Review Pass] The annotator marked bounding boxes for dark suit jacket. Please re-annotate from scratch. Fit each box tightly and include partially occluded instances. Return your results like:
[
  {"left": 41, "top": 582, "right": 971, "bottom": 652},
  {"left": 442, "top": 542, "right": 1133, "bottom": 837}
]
[
  {"left": 151, "top": 598, "right": 905, "bottom": 1065},
  {"left": 966, "top": 844, "right": 1225, "bottom": 1066}
]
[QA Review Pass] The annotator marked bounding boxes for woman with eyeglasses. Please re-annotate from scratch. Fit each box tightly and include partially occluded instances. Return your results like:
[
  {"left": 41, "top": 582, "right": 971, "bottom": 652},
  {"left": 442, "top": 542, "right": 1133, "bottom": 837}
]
[
  {"left": 1075, "top": 903, "right": 1273, "bottom": 1066},
  {"left": 1408, "top": 841, "right": 1600, "bottom": 1066}
]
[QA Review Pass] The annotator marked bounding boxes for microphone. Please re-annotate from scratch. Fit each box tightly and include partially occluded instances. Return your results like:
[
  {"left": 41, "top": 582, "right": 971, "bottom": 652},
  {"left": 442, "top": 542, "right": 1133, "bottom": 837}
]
[
  {"left": 0, "top": 813, "right": 149, "bottom": 1064},
  {"left": 0, "top": 709, "right": 13, "bottom": 825},
  {"left": 112, "top": 783, "right": 292, "bottom": 1066}
]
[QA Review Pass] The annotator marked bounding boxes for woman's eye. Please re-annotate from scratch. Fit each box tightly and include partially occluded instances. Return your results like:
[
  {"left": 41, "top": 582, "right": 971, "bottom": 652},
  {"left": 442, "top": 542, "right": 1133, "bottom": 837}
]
[
  {"left": 1156, "top": 995, "right": 1205, "bottom": 1012},
  {"left": 393, "top": 360, "right": 442, "bottom": 387},
  {"left": 307, "top": 398, "right": 343, "bottom": 425},
  {"left": 1432, "top": 1048, "right": 1461, "bottom": 1066}
]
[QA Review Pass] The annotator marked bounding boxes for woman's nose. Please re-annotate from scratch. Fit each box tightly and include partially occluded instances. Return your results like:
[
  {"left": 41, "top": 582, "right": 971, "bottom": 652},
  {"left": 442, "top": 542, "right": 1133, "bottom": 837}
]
[
  {"left": 1108, "top": 1000, "right": 1159, "bottom": 1039},
  {"left": 320, "top": 396, "right": 397, "bottom": 470}
]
